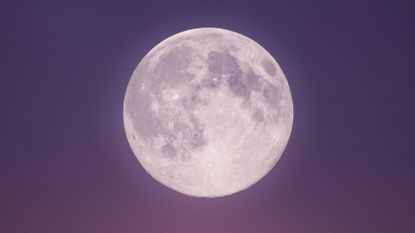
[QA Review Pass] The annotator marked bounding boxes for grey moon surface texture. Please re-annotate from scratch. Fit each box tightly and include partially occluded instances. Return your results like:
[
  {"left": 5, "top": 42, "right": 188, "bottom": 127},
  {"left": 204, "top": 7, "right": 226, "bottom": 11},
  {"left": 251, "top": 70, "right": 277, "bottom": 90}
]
[{"left": 123, "top": 28, "right": 293, "bottom": 198}]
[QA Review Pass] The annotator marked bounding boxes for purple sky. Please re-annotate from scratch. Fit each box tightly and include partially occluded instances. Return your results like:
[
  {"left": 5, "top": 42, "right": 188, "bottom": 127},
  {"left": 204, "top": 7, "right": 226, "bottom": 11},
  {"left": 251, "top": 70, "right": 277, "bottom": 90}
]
[{"left": 1, "top": 0, "right": 414, "bottom": 232}]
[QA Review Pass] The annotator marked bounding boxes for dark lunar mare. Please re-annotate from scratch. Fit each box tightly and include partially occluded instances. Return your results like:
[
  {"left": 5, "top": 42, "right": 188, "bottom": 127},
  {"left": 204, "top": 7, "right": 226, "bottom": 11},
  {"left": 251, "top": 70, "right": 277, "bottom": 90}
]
[
  {"left": 207, "top": 51, "right": 240, "bottom": 75},
  {"left": 227, "top": 75, "right": 250, "bottom": 99},
  {"left": 203, "top": 48, "right": 285, "bottom": 124},
  {"left": 161, "top": 143, "right": 177, "bottom": 158},
  {"left": 261, "top": 59, "right": 277, "bottom": 76},
  {"left": 262, "top": 82, "right": 281, "bottom": 107},
  {"left": 244, "top": 69, "right": 262, "bottom": 91}
]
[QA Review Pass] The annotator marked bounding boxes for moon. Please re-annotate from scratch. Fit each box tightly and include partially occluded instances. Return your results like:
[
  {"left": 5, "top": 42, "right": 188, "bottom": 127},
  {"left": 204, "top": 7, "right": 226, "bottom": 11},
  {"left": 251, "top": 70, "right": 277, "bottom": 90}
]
[{"left": 123, "top": 28, "right": 293, "bottom": 197}]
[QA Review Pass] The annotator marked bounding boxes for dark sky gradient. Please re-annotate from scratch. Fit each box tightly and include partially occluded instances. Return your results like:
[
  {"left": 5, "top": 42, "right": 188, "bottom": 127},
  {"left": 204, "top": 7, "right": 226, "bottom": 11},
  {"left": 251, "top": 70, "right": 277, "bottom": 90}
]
[{"left": 1, "top": 0, "right": 414, "bottom": 232}]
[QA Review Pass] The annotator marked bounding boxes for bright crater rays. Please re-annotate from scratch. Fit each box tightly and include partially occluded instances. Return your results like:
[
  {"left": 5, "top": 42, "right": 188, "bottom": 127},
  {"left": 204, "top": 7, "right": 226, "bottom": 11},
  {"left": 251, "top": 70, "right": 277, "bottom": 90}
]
[{"left": 123, "top": 28, "right": 293, "bottom": 197}]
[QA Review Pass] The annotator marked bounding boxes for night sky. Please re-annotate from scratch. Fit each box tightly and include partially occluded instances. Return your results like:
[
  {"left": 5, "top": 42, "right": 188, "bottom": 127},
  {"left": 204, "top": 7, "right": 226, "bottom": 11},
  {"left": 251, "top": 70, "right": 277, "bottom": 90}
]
[{"left": 1, "top": 0, "right": 414, "bottom": 232}]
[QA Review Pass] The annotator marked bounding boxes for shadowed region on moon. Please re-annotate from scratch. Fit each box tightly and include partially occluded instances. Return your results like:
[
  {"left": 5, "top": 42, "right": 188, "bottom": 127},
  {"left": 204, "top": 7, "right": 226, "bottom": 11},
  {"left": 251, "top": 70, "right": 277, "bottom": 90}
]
[{"left": 124, "top": 28, "right": 293, "bottom": 197}]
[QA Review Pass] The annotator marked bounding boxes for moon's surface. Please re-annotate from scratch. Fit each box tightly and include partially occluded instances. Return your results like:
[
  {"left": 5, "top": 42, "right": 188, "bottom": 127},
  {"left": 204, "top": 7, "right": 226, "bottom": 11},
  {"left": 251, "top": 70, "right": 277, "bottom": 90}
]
[{"left": 123, "top": 28, "right": 293, "bottom": 197}]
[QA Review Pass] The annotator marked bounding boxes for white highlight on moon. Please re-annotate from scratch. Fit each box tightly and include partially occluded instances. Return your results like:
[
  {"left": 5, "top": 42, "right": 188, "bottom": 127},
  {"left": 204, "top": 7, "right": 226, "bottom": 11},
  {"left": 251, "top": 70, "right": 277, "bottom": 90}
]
[{"left": 123, "top": 28, "right": 293, "bottom": 197}]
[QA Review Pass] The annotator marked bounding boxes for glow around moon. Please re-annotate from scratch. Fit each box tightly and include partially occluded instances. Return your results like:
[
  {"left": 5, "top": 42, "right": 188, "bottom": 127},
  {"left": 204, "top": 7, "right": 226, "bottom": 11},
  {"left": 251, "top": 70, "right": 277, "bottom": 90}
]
[{"left": 123, "top": 28, "right": 293, "bottom": 197}]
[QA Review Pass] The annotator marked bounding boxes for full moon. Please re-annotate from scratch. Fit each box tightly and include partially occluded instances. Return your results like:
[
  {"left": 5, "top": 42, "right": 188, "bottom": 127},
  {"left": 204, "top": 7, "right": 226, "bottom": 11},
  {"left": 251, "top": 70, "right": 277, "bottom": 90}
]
[{"left": 123, "top": 28, "right": 293, "bottom": 197}]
